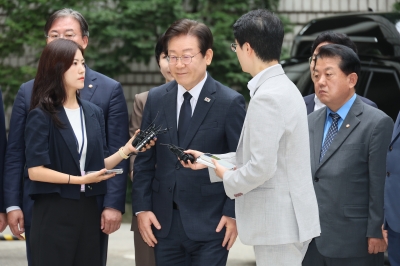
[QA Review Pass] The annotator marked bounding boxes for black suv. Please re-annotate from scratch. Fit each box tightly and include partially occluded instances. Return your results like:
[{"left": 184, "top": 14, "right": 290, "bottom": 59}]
[{"left": 281, "top": 12, "right": 400, "bottom": 121}]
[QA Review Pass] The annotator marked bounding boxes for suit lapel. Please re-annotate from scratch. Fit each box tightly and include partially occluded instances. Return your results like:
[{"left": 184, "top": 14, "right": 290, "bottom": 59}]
[
  {"left": 317, "top": 98, "right": 363, "bottom": 170},
  {"left": 80, "top": 100, "right": 97, "bottom": 170},
  {"left": 79, "top": 66, "right": 98, "bottom": 101},
  {"left": 162, "top": 82, "right": 179, "bottom": 145},
  {"left": 57, "top": 107, "right": 81, "bottom": 171},
  {"left": 181, "top": 76, "right": 216, "bottom": 148},
  {"left": 310, "top": 108, "right": 326, "bottom": 174},
  {"left": 390, "top": 111, "right": 400, "bottom": 145}
]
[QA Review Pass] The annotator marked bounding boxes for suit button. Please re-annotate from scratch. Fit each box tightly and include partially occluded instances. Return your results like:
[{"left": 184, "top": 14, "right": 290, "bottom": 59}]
[
  {"left": 389, "top": 146, "right": 393, "bottom": 151},
  {"left": 176, "top": 165, "right": 180, "bottom": 170},
  {"left": 168, "top": 187, "right": 172, "bottom": 192},
  {"left": 387, "top": 172, "right": 390, "bottom": 177},
  {"left": 88, "top": 185, "right": 92, "bottom": 190},
  {"left": 314, "top": 177, "right": 319, "bottom": 182}
]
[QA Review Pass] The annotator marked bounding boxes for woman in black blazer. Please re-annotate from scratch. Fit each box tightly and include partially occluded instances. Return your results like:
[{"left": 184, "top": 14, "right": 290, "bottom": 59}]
[{"left": 24, "top": 39, "right": 146, "bottom": 266}]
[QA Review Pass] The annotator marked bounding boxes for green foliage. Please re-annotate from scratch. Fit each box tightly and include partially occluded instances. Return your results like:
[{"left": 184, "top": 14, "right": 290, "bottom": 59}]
[
  {"left": 394, "top": 1, "right": 400, "bottom": 11},
  {"left": 0, "top": 0, "right": 289, "bottom": 106}
]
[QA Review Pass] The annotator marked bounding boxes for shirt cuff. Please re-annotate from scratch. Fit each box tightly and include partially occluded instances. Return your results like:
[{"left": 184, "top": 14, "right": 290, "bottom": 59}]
[{"left": 6, "top": 206, "right": 21, "bottom": 213}]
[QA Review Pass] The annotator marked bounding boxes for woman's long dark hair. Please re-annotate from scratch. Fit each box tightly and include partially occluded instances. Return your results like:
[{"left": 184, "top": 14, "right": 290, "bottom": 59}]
[{"left": 30, "top": 39, "right": 84, "bottom": 127}]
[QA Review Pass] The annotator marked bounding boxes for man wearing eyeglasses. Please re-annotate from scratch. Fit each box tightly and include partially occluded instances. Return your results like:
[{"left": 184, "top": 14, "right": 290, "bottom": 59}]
[
  {"left": 304, "top": 31, "right": 377, "bottom": 114},
  {"left": 132, "top": 18, "right": 246, "bottom": 265},
  {"left": 3, "top": 8, "right": 129, "bottom": 266}
]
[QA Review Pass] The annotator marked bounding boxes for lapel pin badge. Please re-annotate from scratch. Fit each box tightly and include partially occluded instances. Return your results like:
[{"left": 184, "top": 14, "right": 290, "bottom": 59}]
[
  {"left": 204, "top": 97, "right": 210, "bottom": 102},
  {"left": 88, "top": 84, "right": 93, "bottom": 88},
  {"left": 346, "top": 124, "right": 350, "bottom": 128}
]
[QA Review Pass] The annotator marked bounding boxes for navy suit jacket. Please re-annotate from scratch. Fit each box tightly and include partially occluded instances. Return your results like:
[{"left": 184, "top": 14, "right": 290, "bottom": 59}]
[
  {"left": 25, "top": 100, "right": 108, "bottom": 200},
  {"left": 3, "top": 66, "right": 129, "bottom": 226},
  {"left": 0, "top": 91, "right": 7, "bottom": 212},
  {"left": 385, "top": 112, "right": 400, "bottom": 233},
  {"left": 132, "top": 75, "right": 246, "bottom": 241},
  {"left": 304, "top": 93, "right": 377, "bottom": 114}
]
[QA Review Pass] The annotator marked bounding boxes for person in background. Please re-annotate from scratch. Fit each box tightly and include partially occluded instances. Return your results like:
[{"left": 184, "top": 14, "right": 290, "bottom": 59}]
[
  {"left": 304, "top": 31, "right": 376, "bottom": 114},
  {"left": 128, "top": 33, "right": 174, "bottom": 266},
  {"left": 383, "top": 110, "right": 400, "bottom": 266},
  {"left": 3, "top": 8, "right": 129, "bottom": 265},
  {"left": 303, "top": 44, "right": 391, "bottom": 266}
]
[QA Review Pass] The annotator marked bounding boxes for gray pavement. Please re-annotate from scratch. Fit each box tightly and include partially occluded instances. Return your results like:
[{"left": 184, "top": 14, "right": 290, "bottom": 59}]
[{"left": 0, "top": 223, "right": 256, "bottom": 266}]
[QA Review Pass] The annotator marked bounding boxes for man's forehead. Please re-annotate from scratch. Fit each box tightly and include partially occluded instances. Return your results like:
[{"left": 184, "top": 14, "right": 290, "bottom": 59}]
[{"left": 49, "top": 16, "right": 80, "bottom": 31}]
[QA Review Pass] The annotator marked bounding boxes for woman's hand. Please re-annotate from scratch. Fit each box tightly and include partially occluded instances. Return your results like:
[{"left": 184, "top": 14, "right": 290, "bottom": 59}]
[
  {"left": 83, "top": 169, "right": 116, "bottom": 184},
  {"left": 180, "top": 149, "right": 207, "bottom": 170},
  {"left": 125, "top": 129, "right": 156, "bottom": 155}
]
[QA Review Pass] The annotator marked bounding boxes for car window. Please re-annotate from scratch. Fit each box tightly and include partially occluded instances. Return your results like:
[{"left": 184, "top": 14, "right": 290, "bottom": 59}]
[{"left": 362, "top": 69, "right": 400, "bottom": 121}]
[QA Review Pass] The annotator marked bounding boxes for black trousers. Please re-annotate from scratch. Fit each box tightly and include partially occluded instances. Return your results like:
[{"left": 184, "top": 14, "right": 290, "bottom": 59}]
[
  {"left": 302, "top": 239, "right": 384, "bottom": 266},
  {"left": 154, "top": 209, "right": 228, "bottom": 266},
  {"left": 30, "top": 193, "right": 101, "bottom": 266}
]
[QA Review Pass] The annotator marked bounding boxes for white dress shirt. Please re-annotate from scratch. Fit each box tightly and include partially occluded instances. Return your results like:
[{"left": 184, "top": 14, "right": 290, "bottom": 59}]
[
  {"left": 176, "top": 72, "right": 207, "bottom": 127},
  {"left": 314, "top": 94, "right": 326, "bottom": 111}
]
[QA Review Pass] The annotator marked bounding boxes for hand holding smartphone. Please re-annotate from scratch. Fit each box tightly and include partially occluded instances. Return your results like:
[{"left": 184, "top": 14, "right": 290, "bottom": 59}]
[{"left": 86, "top": 168, "right": 123, "bottom": 175}]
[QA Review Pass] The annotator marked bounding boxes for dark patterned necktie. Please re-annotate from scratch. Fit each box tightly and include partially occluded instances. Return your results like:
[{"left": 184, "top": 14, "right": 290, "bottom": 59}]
[
  {"left": 178, "top": 92, "right": 192, "bottom": 146},
  {"left": 320, "top": 113, "right": 341, "bottom": 162}
]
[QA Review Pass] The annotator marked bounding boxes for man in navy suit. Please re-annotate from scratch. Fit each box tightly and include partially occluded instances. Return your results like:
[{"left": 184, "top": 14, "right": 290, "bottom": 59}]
[
  {"left": 304, "top": 31, "right": 377, "bottom": 114},
  {"left": 0, "top": 90, "right": 7, "bottom": 233},
  {"left": 384, "top": 113, "right": 400, "bottom": 266},
  {"left": 132, "top": 19, "right": 246, "bottom": 265},
  {"left": 3, "top": 8, "right": 129, "bottom": 265}
]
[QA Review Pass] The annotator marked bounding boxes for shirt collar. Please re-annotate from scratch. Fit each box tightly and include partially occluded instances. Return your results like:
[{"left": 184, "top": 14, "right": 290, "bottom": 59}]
[
  {"left": 247, "top": 64, "right": 280, "bottom": 98},
  {"left": 314, "top": 94, "right": 325, "bottom": 111},
  {"left": 326, "top": 93, "right": 357, "bottom": 121},
  {"left": 177, "top": 72, "right": 207, "bottom": 101}
]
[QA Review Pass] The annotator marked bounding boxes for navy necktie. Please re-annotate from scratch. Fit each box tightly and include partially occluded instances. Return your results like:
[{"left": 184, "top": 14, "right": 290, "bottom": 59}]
[
  {"left": 320, "top": 113, "right": 341, "bottom": 161},
  {"left": 178, "top": 92, "right": 192, "bottom": 146}
]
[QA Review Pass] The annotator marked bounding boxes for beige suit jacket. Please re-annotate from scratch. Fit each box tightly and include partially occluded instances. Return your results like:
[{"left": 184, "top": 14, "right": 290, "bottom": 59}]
[{"left": 210, "top": 65, "right": 320, "bottom": 246}]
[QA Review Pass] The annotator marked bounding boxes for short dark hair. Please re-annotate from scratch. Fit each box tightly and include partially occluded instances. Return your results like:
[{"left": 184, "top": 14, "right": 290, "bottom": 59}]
[
  {"left": 233, "top": 9, "right": 284, "bottom": 62},
  {"left": 316, "top": 44, "right": 360, "bottom": 78},
  {"left": 44, "top": 8, "right": 89, "bottom": 37},
  {"left": 155, "top": 33, "right": 165, "bottom": 67},
  {"left": 163, "top": 19, "right": 213, "bottom": 57},
  {"left": 311, "top": 31, "right": 357, "bottom": 55},
  {"left": 30, "top": 39, "right": 84, "bottom": 127}
]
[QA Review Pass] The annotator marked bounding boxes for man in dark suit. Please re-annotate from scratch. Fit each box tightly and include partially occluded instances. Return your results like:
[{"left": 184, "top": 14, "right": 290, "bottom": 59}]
[
  {"left": 0, "top": 90, "right": 7, "bottom": 233},
  {"left": 132, "top": 19, "right": 246, "bottom": 265},
  {"left": 3, "top": 8, "right": 129, "bottom": 265},
  {"left": 129, "top": 34, "right": 173, "bottom": 266},
  {"left": 304, "top": 31, "right": 377, "bottom": 114},
  {"left": 384, "top": 114, "right": 400, "bottom": 266},
  {"left": 303, "top": 44, "right": 392, "bottom": 266}
]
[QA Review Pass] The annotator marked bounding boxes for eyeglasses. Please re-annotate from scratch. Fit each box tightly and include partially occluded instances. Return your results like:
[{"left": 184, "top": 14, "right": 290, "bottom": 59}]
[
  {"left": 231, "top": 43, "right": 237, "bottom": 52},
  {"left": 167, "top": 51, "right": 201, "bottom": 65},
  {"left": 45, "top": 32, "right": 80, "bottom": 40}
]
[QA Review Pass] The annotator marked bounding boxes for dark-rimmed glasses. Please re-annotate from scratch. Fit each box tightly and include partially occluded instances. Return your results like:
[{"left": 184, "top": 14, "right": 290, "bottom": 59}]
[{"left": 167, "top": 51, "right": 201, "bottom": 65}]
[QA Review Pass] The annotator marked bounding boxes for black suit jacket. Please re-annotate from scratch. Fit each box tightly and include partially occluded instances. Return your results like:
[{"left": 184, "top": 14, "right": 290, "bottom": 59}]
[
  {"left": 304, "top": 93, "right": 377, "bottom": 114},
  {"left": 3, "top": 66, "right": 129, "bottom": 226},
  {"left": 25, "top": 99, "right": 108, "bottom": 200},
  {"left": 0, "top": 91, "right": 7, "bottom": 212},
  {"left": 132, "top": 75, "right": 246, "bottom": 241}
]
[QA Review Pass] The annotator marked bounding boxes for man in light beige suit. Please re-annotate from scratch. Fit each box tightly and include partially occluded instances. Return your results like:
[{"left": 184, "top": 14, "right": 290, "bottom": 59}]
[
  {"left": 183, "top": 9, "right": 320, "bottom": 265},
  {"left": 129, "top": 34, "right": 174, "bottom": 266}
]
